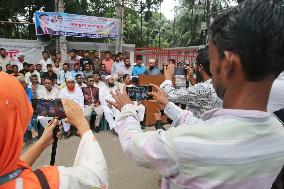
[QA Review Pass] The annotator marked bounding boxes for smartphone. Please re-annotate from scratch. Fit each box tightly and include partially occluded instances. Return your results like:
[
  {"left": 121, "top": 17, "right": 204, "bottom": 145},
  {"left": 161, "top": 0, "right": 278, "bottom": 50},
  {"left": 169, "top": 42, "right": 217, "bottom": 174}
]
[
  {"left": 175, "top": 66, "right": 186, "bottom": 75},
  {"left": 32, "top": 99, "right": 66, "bottom": 119},
  {"left": 126, "top": 86, "right": 152, "bottom": 101}
]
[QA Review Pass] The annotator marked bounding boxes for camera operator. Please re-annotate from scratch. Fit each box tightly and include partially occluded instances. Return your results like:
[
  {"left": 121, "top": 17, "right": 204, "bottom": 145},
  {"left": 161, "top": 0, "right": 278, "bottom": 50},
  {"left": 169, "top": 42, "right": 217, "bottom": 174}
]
[
  {"left": 0, "top": 73, "right": 108, "bottom": 188},
  {"left": 160, "top": 47, "right": 222, "bottom": 119}
]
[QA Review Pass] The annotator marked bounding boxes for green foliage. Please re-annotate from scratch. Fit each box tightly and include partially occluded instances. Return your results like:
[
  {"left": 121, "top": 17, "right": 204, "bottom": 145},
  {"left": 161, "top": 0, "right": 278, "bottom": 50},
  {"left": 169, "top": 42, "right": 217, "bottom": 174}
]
[{"left": 0, "top": 0, "right": 237, "bottom": 47}]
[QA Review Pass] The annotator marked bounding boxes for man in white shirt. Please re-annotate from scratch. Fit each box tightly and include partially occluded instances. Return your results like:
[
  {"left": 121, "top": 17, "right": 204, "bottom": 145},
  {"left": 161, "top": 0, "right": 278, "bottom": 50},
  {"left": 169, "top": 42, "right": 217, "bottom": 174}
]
[
  {"left": 268, "top": 71, "right": 284, "bottom": 113},
  {"left": 93, "top": 72, "right": 106, "bottom": 88},
  {"left": 60, "top": 76, "right": 84, "bottom": 133},
  {"left": 38, "top": 50, "right": 52, "bottom": 72},
  {"left": 12, "top": 53, "right": 26, "bottom": 71},
  {"left": 37, "top": 77, "right": 61, "bottom": 127},
  {"left": 75, "top": 74, "right": 87, "bottom": 88},
  {"left": 58, "top": 63, "right": 71, "bottom": 85},
  {"left": 117, "top": 57, "right": 133, "bottom": 78},
  {"left": 25, "top": 64, "right": 41, "bottom": 85},
  {"left": 111, "top": 54, "right": 124, "bottom": 75},
  {"left": 99, "top": 75, "right": 119, "bottom": 131}
]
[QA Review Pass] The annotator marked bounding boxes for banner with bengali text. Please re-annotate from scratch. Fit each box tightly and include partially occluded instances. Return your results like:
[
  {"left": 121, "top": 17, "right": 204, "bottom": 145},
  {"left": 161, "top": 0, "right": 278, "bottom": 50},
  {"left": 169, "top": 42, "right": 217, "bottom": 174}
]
[{"left": 34, "top": 12, "right": 119, "bottom": 39}]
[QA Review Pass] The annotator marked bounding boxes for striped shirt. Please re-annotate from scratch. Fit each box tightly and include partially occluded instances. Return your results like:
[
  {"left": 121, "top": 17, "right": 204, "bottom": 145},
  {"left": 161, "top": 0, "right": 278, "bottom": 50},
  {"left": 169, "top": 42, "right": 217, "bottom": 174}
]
[{"left": 115, "top": 102, "right": 284, "bottom": 189}]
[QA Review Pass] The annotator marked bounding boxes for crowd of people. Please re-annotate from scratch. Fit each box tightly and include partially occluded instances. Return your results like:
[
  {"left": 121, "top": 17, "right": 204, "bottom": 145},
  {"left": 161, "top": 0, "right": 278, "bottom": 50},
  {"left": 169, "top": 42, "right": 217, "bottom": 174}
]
[
  {"left": 1, "top": 0, "right": 284, "bottom": 188},
  {"left": 0, "top": 47, "right": 168, "bottom": 143}
]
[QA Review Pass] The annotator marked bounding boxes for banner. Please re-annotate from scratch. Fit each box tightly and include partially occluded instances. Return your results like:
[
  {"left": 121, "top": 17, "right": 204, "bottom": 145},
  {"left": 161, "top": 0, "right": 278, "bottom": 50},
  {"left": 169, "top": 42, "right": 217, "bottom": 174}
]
[
  {"left": 34, "top": 12, "right": 119, "bottom": 39},
  {"left": 0, "top": 38, "right": 44, "bottom": 65}
]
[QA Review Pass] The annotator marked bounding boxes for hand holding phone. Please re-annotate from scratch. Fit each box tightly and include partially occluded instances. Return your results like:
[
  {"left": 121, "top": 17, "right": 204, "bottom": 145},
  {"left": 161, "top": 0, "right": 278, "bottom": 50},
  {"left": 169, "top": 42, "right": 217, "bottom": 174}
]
[{"left": 33, "top": 99, "right": 66, "bottom": 119}]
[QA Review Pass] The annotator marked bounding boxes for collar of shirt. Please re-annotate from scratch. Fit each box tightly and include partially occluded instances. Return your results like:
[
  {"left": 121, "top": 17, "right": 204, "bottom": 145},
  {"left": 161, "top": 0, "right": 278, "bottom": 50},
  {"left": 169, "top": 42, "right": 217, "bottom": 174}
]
[{"left": 203, "top": 108, "right": 271, "bottom": 120}]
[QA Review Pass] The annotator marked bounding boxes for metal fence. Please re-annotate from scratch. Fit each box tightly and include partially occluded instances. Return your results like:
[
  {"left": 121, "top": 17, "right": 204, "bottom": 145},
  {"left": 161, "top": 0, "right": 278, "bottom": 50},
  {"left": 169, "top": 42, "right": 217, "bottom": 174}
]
[{"left": 134, "top": 46, "right": 205, "bottom": 69}]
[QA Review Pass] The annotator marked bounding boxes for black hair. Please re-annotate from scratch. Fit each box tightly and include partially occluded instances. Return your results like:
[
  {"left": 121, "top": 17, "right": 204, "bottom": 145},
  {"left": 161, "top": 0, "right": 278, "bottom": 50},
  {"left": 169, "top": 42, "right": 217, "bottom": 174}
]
[
  {"left": 123, "top": 74, "right": 130, "bottom": 81},
  {"left": 23, "top": 62, "right": 29, "bottom": 67},
  {"left": 42, "top": 50, "right": 48, "bottom": 54},
  {"left": 43, "top": 77, "right": 54, "bottom": 83},
  {"left": 39, "top": 13, "right": 48, "bottom": 18},
  {"left": 12, "top": 65, "right": 18, "bottom": 69},
  {"left": 63, "top": 63, "right": 69, "bottom": 67},
  {"left": 75, "top": 74, "right": 82, "bottom": 78},
  {"left": 196, "top": 47, "right": 211, "bottom": 76},
  {"left": 5, "top": 64, "right": 11, "bottom": 67},
  {"left": 57, "top": 15, "right": 63, "bottom": 19},
  {"left": 136, "top": 55, "right": 143, "bottom": 61},
  {"left": 209, "top": 0, "right": 284, "bottom": 80},
  {"left": 70, "top": 49, "right": 77, "bottom": 53},
  {"left": 169, "top": 59, "right": 176, "bottom": 64},
  {"left": 28, "top": 64, "right": 34, "bottom": 67},
  {"left": 30, "top": 74, "right": 38, "bottom": 78},
  {"left": 87, "top": 75, "right": 94, "bottom": 80},
  {"left": 47, "top": 64, "right": 52, "bottom": 68},
  {"left": 0, "top": 48, "right": 5, "bottom": 51},
  {"left": 84, "top": 63, "right": 90, "bottom": 66},
  {"left": 131, "top": 77, "right": 139, "bottom": 85}
]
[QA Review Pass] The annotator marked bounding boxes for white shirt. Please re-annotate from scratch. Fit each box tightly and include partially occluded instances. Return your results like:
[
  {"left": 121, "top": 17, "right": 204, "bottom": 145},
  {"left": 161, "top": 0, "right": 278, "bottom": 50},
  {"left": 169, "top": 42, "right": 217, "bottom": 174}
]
[
  {"left": 25, "top": 71, "right": 41, "bottom": 85},
  {"left": 59, "top": 86, "right": 84, "bottom": 109},
  {"left": 58, "top": 130, "right": 108, "bottom": 189},
  {"left": 268, "top": 71, "right": 284, "bottom": 112},
  {"left": 99, "top": 85, "right": 117, "bottom": 106},
  {"left": 76, "top": 83, "right": 87, "bottom": 88},
  {"left": 58, "top": 70, "right": 71, "bottom": 85},
  {"left": 37, "top": 86, "right": 61, "bottom": 100},
  {"left": 93, "top": 81, "right": 106, "bottom": 89},
  {"left": 12, "top": 60, "right": 24, "bottom": 71},
  {"left": 39, "top": 58, "right": 53, "bottom": 72}
]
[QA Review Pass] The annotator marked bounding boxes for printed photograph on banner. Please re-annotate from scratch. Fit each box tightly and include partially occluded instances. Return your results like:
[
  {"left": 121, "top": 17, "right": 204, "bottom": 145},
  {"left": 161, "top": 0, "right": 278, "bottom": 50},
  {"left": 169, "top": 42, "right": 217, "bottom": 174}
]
[{"left": 34, "top": 12, "right": 119, "bottom": 39}]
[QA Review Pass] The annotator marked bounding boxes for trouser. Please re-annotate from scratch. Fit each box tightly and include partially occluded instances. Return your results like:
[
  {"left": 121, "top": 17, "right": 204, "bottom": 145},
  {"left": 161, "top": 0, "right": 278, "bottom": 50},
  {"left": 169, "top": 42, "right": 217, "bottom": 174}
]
[
  {"left": 101, "top": 105, "right": 118, "bottom": 130},
  {"left": 84, "top": 105, "right": 104, "bottom": 127}
]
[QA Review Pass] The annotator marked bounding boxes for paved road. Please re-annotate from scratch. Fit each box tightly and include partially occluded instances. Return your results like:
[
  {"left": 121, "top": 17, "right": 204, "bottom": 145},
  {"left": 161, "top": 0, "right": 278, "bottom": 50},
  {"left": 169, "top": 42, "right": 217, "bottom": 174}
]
[{"left": 29, "top": 127, "right": 161, "bottom": 189}]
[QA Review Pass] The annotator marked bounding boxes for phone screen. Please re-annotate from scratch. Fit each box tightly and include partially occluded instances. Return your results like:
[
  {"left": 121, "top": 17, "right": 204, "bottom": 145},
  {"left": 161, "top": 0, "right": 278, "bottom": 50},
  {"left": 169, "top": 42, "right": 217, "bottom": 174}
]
[
  {"left": 32, "top": 99, "right": 66, "bottom": 119},
  {"left": 126, "top": 86, "right": 152, "bottom": 101}
]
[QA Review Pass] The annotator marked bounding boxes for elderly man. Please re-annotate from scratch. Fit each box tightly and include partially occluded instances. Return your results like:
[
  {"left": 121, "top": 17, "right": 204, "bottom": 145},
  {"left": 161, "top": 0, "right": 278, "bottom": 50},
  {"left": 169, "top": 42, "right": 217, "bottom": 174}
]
[
  {"left": 82, "top": 76, "right": 103, "bottom": 133},
  {"left": 60, "top": 76, "right": 84, "bottom": 134},
  {"left": 145, "top": 59, "right": 161, "bottom": 75},
  {"left": 99, "top": 75, "right": 119, "bottom": 132}
]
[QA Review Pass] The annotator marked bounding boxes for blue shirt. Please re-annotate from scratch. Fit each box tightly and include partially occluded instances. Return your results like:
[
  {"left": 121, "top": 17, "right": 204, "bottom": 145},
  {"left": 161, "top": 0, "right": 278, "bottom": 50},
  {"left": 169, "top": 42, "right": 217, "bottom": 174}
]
[
  {"left": 26, "top": 86, "right": 33, "bottom": 103},
  {"left": 70, "top": 70, "right": 83, "bottom": 79},
  {"left": 132, "top": 65, "right": 146, "bottom": 76}
]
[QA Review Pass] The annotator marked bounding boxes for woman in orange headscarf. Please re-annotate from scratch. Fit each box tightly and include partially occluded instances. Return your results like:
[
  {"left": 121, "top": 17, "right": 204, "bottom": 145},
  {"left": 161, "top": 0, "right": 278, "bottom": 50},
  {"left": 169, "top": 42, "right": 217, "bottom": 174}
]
[{"left": 0, "top": 72, "right": 108, "bottom": 189}]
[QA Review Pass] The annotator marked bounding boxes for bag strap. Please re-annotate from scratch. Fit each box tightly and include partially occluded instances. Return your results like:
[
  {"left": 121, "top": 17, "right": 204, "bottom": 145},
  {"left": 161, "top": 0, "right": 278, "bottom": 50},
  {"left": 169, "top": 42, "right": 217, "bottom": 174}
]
[
  {"left": 0, "top": 168, "right": 23, "bottom": 185},
  {"left": 34, "top": 169, "right": 51, "bottom": 189}
]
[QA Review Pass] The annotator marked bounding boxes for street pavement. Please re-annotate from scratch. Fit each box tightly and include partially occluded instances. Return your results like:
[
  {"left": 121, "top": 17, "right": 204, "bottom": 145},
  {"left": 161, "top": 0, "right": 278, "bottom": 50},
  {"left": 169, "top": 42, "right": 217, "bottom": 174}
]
[{"left": 29, "top": 127, "right": 162, "bottom": 189}]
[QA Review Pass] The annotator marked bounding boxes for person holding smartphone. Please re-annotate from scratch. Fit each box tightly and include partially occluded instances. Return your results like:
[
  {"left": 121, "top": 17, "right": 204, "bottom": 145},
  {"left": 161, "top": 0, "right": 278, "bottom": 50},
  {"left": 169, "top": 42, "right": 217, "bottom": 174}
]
[{"left": 0, "top": 72, "right": 108, "bottom": 188}]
